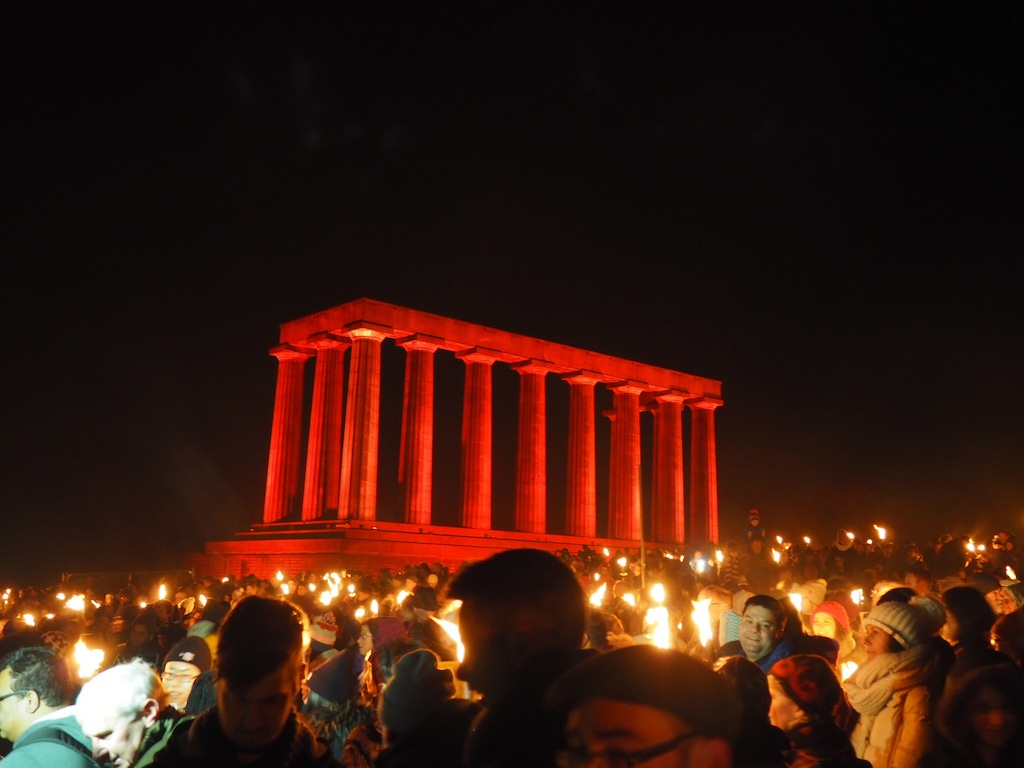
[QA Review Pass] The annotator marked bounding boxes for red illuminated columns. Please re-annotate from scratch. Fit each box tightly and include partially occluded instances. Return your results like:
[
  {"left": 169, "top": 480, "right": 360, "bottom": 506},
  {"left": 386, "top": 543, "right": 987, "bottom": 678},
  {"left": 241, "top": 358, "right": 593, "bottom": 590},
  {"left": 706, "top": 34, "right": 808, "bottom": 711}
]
[
  {"left": 263, "top": 346, "right": 311, "bottom": 523},
  {"left": 513, "top": 362, "right": 548, "bottom": 533},
  {"left": 458, "top": 349, "right": 496, "bottom": 530},
  {"left": 338, "top": 328, "right": 385, "bottom": 521},
  {"left": 649, "top": 393, "right": 685, "bottom": 544},
  {"left": 564, "top": 373, "right": 598, "bottom": 537},
  {"left": 688, "top": 399, "right": 721, "bottom": 544},
  {"left": 301, "top": 335, "right": 348, "bottom": 521},
  {"left": 397, "top": 338, "right": 437, "bottom": 526},
  {"left": 609, "top": 383, "right": 643, "bottom": 541}
]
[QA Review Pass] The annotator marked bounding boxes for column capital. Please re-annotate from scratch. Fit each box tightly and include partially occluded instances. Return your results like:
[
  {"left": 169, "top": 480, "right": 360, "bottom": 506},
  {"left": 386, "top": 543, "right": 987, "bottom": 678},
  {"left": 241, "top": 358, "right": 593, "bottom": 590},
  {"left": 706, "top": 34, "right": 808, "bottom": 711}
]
[
  {"left": 269, "top": 344, "right": 312, "bottom": 361},
  {"left": 307, "top": 331, "right": 351, "bottom": 350},
  {"left": 608, "top": 379, "right": 648, "bottom": 395},
  {"left": 456, "top": 347, "right": 501, "bottom": 364},
  {"left": 345, "top": 327, "right": 388, "bottom": 342},
  {"left": 650, "top": 389, "right": 689, "bottom": 404},
  {"left": 511, "top": 359, "right": 554, "bottom": 375},
  {"left": 395, "top": 333, "right": 444, "bottom": 352},
  {"left": 561, "top": 369, "right": 603, "bottom": 385},
  {"left": 343, "top": 321, "right": 392, "bottom": 339},
  {"left": 687, "top": 397, "right": 723, "bottom": 411}
]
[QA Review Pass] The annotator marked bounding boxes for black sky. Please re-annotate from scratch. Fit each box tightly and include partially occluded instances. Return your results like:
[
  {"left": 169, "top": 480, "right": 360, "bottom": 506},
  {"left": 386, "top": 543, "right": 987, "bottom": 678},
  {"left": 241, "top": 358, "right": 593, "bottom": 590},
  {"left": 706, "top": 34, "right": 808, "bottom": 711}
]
[{"left": 4, "top": 6, "right": 1022, "bottom": 585}]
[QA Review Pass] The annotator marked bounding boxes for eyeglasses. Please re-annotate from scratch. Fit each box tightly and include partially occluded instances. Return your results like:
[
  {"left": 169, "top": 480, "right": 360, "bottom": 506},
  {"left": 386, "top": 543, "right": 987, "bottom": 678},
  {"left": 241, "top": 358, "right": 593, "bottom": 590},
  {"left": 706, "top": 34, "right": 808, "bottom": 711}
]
[
  {"left": 161, "top": 672, "right": 199, "bottom": 684},
  {"left": 0, "top": 689, "right": 32, "bottom": 704},
  {"left": 555, "top": 731, "right": 700, "bottom": 768}
]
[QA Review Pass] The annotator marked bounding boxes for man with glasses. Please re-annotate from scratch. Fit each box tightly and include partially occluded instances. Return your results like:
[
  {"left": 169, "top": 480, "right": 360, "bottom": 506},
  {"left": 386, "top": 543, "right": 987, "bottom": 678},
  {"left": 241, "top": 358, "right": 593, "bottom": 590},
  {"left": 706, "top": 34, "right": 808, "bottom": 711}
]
[
  {"left": 546, "top": 644, "right": 738, "bottom": 768},
  {"left": 160, "top": 636, "right": 211, "bottom": 712},
  {"left": 0, "top": 646, "right": 99, "bottom": 766}
]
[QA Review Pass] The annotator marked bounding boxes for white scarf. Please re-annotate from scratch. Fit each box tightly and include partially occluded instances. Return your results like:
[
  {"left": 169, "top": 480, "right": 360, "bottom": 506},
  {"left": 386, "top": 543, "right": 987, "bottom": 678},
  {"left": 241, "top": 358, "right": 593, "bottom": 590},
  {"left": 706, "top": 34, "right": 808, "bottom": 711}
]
[{"left": 841, "top": 642, "right": 937, "bottom": 718}]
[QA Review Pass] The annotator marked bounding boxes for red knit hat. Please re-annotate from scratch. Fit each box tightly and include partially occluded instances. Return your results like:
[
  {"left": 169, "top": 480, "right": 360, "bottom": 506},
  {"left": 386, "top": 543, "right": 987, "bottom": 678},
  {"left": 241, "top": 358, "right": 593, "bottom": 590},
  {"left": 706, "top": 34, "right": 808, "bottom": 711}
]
[
  {"left": 769, "top": 655, "right": 844, "bottom": 721},
  {"left": 813, "top": 601, "right": 851, "bottom": 633}
]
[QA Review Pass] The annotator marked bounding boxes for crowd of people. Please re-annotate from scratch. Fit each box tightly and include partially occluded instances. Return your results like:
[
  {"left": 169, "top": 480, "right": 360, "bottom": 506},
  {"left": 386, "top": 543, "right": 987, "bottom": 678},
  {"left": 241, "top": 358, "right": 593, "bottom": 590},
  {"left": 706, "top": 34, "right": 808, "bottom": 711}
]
[{"left": 0, "top": 513, "right": 1022, "bottom": 767}]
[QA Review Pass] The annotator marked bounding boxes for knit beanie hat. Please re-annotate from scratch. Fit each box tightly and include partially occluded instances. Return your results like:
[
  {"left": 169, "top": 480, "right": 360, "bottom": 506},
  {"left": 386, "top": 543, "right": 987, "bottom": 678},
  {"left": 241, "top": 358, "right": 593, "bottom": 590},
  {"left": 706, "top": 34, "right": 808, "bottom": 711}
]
[
  {"left": 369, "top": 616, "right": 409, "bottom": 649},
  {"left": 769, "top": 655, "right": 844, "bottom": 721},
  {"left": 863, "top": 601, "right": 926, "bottom": 650},
  {"left": 380, "top": 650, "right": 454, "bottom": 734},
  {"left": 308, "top": 646, "right": 365, "bottom": 706},
  {"left": 164, "top": 635, "right": 212, "bottom": 673},
  {"left": 309, "top": 611, "right": 338, "bottom": 653},
  {"left": 813, "top": 601, "right": 851, "bottom": 634}
]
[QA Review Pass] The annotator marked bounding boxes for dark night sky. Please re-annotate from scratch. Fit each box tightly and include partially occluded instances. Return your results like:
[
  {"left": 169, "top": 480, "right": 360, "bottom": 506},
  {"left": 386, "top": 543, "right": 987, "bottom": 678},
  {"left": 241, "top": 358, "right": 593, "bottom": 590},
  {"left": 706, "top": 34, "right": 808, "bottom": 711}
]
[{"left": 4, "top": 6, "right": 1022, "bottom": 585}]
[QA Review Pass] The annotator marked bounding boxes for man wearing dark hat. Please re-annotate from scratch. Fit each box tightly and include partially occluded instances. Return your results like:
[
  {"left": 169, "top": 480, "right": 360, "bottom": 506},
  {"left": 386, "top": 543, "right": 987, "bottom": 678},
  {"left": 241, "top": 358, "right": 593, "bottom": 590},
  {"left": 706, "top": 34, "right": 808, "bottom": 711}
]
[
  {"left": 161, "top": 636, "right": 212, "bottom": 712},
  {"left": 402, "top": 586, "right": 458, "bottom": 662},
  {"left": 546, "top": 644, "right": 738, "bottom": 768}
]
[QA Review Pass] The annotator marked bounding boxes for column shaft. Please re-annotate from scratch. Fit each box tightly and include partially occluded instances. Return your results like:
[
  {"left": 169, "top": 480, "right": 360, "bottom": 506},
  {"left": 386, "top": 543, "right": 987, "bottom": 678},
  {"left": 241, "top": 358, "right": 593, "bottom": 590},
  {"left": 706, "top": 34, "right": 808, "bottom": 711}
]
[
  {"left": 514, "top": 365, "right": 547, "bottom": 533},
  {"left": 398, "top": 341, "right": 436, "bottom": 525},
  {"left": 459, "top": 353, "right": 494, "bottom": 529},
  {"left": 301, "top": 340, "right": 348, "bottom": 521},
  {"left": 565, "top": 376, "right": 597, "bottom": 537},
  {"left": 652, "top": 396, "right": 685, "bottom": 544},
  {"left": 263, "top": 347, "right": 310, "bottom": 523},
  {"left": 609, "top": 386, "right": 642, "bottom": 541},
  {"left": 338, "top": 329, "right": 385, "bottom": 520},
  {"left": 689, "top": 400, "right": 720, "bottom": 544}
]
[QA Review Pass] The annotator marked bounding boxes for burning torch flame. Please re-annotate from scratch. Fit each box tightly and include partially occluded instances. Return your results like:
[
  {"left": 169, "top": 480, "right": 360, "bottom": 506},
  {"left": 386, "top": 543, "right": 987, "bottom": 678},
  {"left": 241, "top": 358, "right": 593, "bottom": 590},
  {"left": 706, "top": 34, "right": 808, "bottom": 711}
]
[
  {"left": 276, "top": 570, "right": 284, "bottom": 582},
  {"left": 691, "top": 598, "right": 713, "bottom": 647},
  {"left": 74, "top": 639, "right": 105, "bottom": 680},
  {"left": 1007, "top": 566, "right": 1017, "bottom": 581},
  {"left": 432, "top": 617, "right": 464, "bottom": 662},
  {"left": 841, "top": 661, "right": 859, "bottom": 681},
  {"left": 771, "top": 549, "right": 781, "bottom": 564},
  {"left": 873, "top": 525, "right": 887, "bottom": 541},
  {"left": 851, "top": 588, "right": 864, "bottom": 606},
  {"left": 158, "top": 584, "right": 167, "bottom": 601},
  {"left": 590, "top": 583, "right": 607, "bottom": 608},
  {"left": 788, "top": 592, "right": 803, "bottom": 613}
]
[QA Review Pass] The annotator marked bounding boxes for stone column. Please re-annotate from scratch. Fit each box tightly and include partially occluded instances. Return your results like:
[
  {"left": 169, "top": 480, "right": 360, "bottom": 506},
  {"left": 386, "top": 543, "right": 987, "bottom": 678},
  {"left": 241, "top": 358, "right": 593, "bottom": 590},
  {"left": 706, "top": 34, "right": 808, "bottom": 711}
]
[
  {"left": 609, "top": 384, "right": 643, "bottom": 541},
  {"left": 397, "top": 338, "right": 437, "bottom": 526},
  {"left": 513, "top": 362, "right": 547, "bottom": 533},
  {"left": 263, "top": 345, "right": 310, "bottom": 523},
  {"left": 604, "top": 408, "right": 619, "bottom": 538},
  {"left": 458, "top": 350, "right": 495, "bottom": 529},
  {"left": 338, "top": 328, "right": 386, "bottom": 520},
  {"left": 564, "top": 373, "right": 598, "bottom": 537},
  {"left": 689, "top": 399, "right": 721, "bottom": 544},
  {"left": 651, "top": 393, "right": 685, "bottom": 544},
  {"left": 301, "top": 335, "right": 348, "bottom": 521}
]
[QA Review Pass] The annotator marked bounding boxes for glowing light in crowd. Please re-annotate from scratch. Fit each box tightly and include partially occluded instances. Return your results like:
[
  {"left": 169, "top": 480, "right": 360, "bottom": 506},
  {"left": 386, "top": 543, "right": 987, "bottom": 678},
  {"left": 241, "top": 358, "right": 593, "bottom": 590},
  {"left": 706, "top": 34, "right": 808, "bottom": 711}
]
[
  {"left": 645, "top": 583, "right": 670, "bottom": 649},
  {"left": 309, "top": 582, "right": 318, "bottom": 592},
  {"left": 621, "top": 592, "right": 636, "bottom": 607},
  {"left": 347, "top": 583, "right": 356, "bottom": 595},
  {"left": 199, "top": 594, "right": 207, "bottom": 607},
  {"left": 281, "top": 584, "right": 290, "bottom": 595},
  {"left": 776, "top": 535, "right": 783, "bottom": 545},
  {"left": 603, "top": 548, "right": 610, "bottom": 557},
  {"left": 158, "top": 584, "right": 167, "bottom": 600},
  {"left": 355, "top": 606, "right": 366, "bottom": 620},
  {"left": 771, "top": 549, "right": 781, "bottom": 564},
  {"left": 841, "top": 661, "right": 859, "bottom": 681},
  {"left": 23, "top": 613, "right": 35, "bottom": 626},
  {"left": 396, "top": 590, "right": 410, "bottom": 607},
  {"left": 846, "top": 531, "right": 855, "bottom": 541},
  {"left": 1008, "top": 566, "right": 1017, "bottom": 581},
  {"left": 788, "top": 592, "right": 803, "bottom": 613},
  {"left": 221, "top": 577, "right": 229, "bottom": 583},
  {"left": 978, "top": 544, "right": 986, "bottom": 552},
  {"left": 851, "top": 589, "right": 864, "bottom": 606},
  {"left": 432, "top": 617, "right": 465, "bottom": 662},
  {"left": 617, "top": 557, "right": 628, "bottom": 569},
  {"left": 803, "top": 536, "right": 811, "bottom": 545},
  {"left": 276, "top": 571, "right": 284, "bottom": 582},
  {"left": 873, "top": 525, "right": 887, "bottom": 541},
  {"left": 370, "top": 599, "right": 379, "bottom": 616},
  {"left": 139, "top": 601, "right": 147, "bottom": 609},
  {"left": 57, "top": 592, "right": 66, "bottom": 601},
  {"left": 590, "top": 583, "right": 607, "bottom": 608},
  {"left": 967, "top": 538, "right": 976, "bottom": 553},
  {"left": 74, "top": 639, "right": 104, "bottom": 680},
  {"left": 593, "top": 572, "right": 601, "bottom": 581},
  {"left": 66, "top": 594, "right": 85, "bottom": 612},
  {"left": 319, "top": 590, "right": 332, "bottom": 606},
  {"left": 716, "top": 550, "right": 724, "bottom": 563},
  {"left": 650, "top": 583, "right": 666, "bottom": 603},
  {"left": 694, "top": 558, "right": 707, "bottom": 574},
  {"left": 691, "top": 598, "right": 713, "bottom": 647}
]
